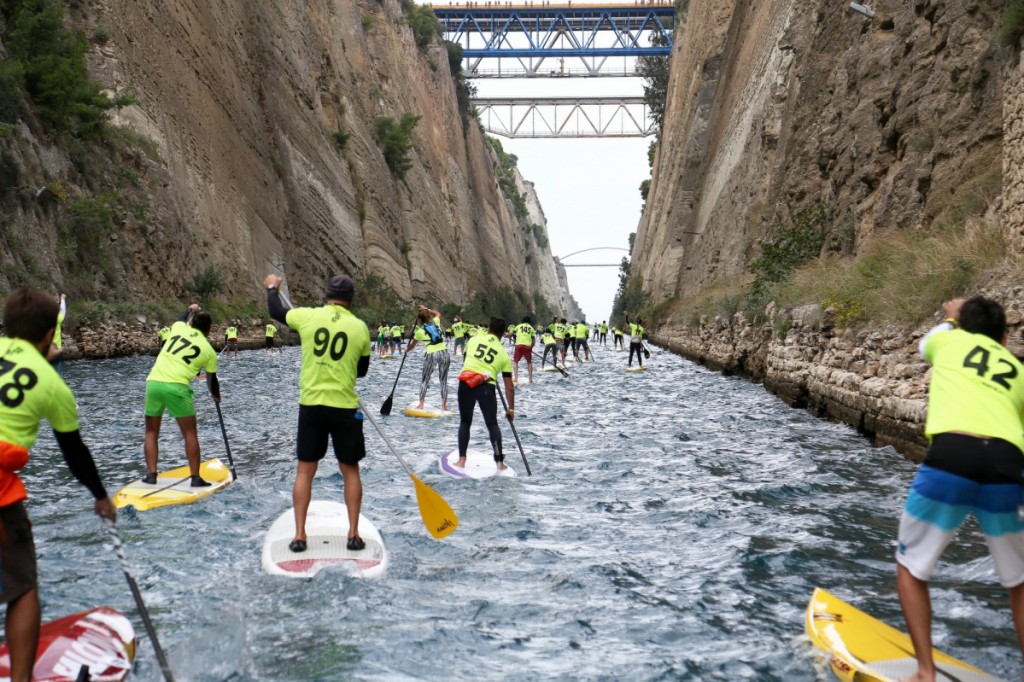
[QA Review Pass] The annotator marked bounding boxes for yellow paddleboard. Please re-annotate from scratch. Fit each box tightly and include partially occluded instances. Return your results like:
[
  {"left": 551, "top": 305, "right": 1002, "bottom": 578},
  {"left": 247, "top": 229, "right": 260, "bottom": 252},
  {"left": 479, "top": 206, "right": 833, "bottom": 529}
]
[
  {"left": 805, "top": 588, "right": 1003, "bottom": 682},
  {"left": 403, "top": 402, "right": 454, "bottom": 418},
  {"left": 114, "top": 459, "right": 234, "bottom": 511}
]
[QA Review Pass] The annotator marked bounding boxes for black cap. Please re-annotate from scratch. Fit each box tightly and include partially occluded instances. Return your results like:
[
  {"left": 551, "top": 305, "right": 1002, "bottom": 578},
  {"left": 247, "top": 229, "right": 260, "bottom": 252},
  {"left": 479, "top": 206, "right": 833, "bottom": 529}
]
[{"left": 325, "top": 275, "right": 355, "bottom": 301}]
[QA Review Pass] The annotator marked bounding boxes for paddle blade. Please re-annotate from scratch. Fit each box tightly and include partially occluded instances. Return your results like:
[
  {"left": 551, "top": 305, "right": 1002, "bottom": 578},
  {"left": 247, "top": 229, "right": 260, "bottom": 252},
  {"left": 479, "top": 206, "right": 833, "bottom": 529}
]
[
  {"left": 380, "top": 395, "right": 394, "bottom": 416},
  {"left": 410, "top": 472, "right": 458, "bottom": 539},
  {"left": 643, "top": 349, "right": 651, "bottom": 359}
]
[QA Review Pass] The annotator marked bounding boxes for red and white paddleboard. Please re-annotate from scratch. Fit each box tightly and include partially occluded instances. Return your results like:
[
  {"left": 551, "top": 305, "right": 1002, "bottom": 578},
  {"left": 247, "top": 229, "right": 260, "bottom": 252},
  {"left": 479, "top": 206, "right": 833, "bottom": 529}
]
[{"left": 0, "top": 607, "right": 136, "bottom": 681}]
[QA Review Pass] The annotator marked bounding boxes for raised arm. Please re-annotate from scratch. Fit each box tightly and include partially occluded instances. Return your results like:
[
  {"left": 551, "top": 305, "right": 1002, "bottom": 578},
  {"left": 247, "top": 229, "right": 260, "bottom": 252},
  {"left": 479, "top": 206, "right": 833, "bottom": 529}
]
[{"left": 263, "top": 274, "right": 291, "bottom": 326}]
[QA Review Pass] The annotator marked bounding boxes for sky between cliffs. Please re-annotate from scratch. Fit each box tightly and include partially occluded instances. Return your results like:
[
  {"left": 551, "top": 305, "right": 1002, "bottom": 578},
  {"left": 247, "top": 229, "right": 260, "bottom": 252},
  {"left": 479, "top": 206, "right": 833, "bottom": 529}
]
[
  {"left": 478, "top": 79, "right": 650, "bottom": 324},
  {"left": 448, "top": 0, "right": 656, "bottom": 324}
]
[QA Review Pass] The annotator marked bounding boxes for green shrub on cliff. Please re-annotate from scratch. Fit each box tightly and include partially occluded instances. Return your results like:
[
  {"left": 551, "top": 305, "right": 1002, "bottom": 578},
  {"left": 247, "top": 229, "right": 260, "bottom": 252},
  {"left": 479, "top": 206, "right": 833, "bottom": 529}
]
[
  {"left": 999, "top": 0, "right": 1024, "bottom": 46},
  {"left": 3, "top": 0, "right": 133, "bottom": 140},
  {"left": 401, "top": 2, "right": 441, "bottom": 52},
  {"left": 486, "top": 136, "right": 529, "bottom": 220},
  {"left": 373, "top": 113, "right": 420, "bottom": 179}
]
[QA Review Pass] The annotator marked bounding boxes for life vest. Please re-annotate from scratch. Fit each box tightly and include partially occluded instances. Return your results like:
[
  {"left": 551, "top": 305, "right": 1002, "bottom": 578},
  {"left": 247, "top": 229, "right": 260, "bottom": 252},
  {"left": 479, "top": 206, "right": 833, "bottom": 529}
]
[{"left": 0, "top": 441, "right": 30, "bottom": 507}]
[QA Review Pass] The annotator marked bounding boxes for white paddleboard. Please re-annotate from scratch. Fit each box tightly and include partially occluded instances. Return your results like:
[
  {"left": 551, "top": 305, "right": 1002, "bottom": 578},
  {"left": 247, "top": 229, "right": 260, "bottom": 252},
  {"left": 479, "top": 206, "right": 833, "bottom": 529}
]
[
  {"left": 625, "top": 366, "right": 647, "bottom": 372},
  {"left": 439, "top": 448, "right": 517, "bottom": 479},
  {"left": 539, "top": 366, "right": 563, "bottom": 373},
  {"left": 403, "top": 402, "right": 454, "bottom": 418},
  {"left": 261, "top": 501, "right": 388, "bottom": 579}
]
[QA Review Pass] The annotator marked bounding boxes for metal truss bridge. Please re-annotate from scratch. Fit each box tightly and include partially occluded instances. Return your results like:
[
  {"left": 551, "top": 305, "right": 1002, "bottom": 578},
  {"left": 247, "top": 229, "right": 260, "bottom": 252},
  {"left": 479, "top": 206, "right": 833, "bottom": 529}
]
[
  {"left": 475, "top": 96, "right": 653, "bottom": 138},
  {"left": 431, "top": 2, "right": 674, "bottom": 78}
]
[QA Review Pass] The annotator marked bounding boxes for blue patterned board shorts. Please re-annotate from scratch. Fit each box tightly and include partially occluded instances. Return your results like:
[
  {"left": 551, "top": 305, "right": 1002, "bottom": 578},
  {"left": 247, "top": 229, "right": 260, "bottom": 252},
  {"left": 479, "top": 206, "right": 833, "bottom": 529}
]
[{"left": 897, "top": 433, "right": 1024, "bottom": 588}]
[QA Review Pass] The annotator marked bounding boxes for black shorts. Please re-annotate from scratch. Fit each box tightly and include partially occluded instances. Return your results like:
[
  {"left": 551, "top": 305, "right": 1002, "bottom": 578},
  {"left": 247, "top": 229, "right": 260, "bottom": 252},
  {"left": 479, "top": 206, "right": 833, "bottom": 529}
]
[
  {"left": 296, "top": 405, "right": 366, "bottom": 465},
  {"left": 0, "top": 502, "right": 36, "bottom": 604},
  {"left": 265, "top": 337, "right": 274, "bottom": 348},
  {"left": 925, "top": 433, "right": 1024, "bottom": 484}
]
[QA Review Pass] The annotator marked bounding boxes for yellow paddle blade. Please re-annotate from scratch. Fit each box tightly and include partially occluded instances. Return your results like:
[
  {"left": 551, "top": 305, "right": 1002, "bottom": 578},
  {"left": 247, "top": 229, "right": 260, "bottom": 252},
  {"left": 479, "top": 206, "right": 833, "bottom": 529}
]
[{"left": 410, "top": 472, "right": 458, "bottom": 539}]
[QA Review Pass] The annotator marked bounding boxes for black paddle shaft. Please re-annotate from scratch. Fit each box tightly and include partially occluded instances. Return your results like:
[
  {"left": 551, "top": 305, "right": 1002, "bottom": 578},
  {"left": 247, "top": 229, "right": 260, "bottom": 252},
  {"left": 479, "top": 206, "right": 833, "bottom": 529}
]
[
  {"left": 494, "top": 381, "right": 531, "bottom": 476},
  {"left": 214, "top": 401, "right": 237, "bottom": 479},
  {"left": 105, "top": 520, "right": 176, "bottom": 682},
  {"left": 380, "top": 349, "right": 410, "bottom": 416}
]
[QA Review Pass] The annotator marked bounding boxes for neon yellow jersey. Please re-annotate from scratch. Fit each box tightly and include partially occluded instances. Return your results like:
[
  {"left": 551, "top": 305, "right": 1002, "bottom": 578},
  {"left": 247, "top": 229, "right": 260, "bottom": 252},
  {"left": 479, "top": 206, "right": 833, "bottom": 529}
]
[
  {"left": 462, "top": 333, "right": 512, "bottom": 385},
  {"left": 54, "top": 312, "right": 66, "bottom": 350},
  {"left": 158, "top": 327, "right": 171, "bottom": 341},
  {"left": 226, "top": 327, "right": 239, "bottom": 341},
  {"left": 286, "top": 304, "right": 371, "bottom": 409},
  {"left": 266, "top": 324, "right": 278, "bottom": 337},
  {"left": 0, "top": 338, "right": 79, "bottom": 449},
  {"left": 553, "top": 323, "right": 566, "bottom": 339},
  {"left": 600, "top": 324, "right": 608, "bottom": 333},
  {"left": 923, "top": 329, "right": 1024, "bottom": 452},
  {"left": 613, "top": 327, "right": 622, "bottom": 335},
  {"left": 147, "top": 321, "right": 218, "bottom": 385},
  {"left": 414, "top": 327, "right": 429, "bottom": 342},
  {"left": 390, "top": 325, "right": 402, "bottom": 337},
  {"left": 515, "top": 323, "right": 535, "bottom": 346},
  {"left": 541, "top": 333, "right": 555, "bottom": 345},
  {"left": 452, "top": 322, "right": 471, "bottom": 339},
  {"left": 507, "top": 325, "right": 515, "bottom": 335},
  {"left": 575, "top": 323, "right": 587, "bottom": 338}
]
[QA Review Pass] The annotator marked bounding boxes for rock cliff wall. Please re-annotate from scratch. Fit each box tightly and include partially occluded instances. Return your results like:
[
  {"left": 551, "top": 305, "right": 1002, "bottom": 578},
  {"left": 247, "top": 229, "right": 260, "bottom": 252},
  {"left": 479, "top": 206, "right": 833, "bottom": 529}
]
[
  {"left": 0, "top": 0, "right": 571, "bottom": 314},
  {"left": 634, "top": 0, "right": 1005, "bottom": 302},
  {"left": 630, "top": 0, "right": 1019, "bottom": 458}
]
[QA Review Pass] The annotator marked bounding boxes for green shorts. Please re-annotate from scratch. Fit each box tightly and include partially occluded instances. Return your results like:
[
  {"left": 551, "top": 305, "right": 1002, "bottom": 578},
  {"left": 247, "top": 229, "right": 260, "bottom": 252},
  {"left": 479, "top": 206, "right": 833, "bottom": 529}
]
[{"left": 145, "top": 381, "right": 195, "bottom": 418}]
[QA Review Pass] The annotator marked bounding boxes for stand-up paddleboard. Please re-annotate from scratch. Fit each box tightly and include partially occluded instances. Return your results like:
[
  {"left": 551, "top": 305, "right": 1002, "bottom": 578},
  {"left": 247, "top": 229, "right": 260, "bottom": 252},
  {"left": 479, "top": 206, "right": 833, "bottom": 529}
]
[
  {"left": 625, "top": 366, "right": 647, "bottom": 372},
  {"left": 113, "top": 458, "right": 233, "bottom": 511},
  {"left": 0, "top": 607, "right": 136, "bottom": 682},
  {"left": 539, "top": 366, "right": 563, "bottom": 373},
  {"left": 403, "top": 402, "right": 454, "bottom": 418},
  {"left": 262, "top": 501, "right": 388, "bottom": 579},
  {"left": 439, "top": 448, "right": 517, "bottom": 479},
  {"left": 805, "top": 587, "right": 1001, "bottom": 682},
  {"left": 378, "top": 354, "right": 395, "bottom": 359}
]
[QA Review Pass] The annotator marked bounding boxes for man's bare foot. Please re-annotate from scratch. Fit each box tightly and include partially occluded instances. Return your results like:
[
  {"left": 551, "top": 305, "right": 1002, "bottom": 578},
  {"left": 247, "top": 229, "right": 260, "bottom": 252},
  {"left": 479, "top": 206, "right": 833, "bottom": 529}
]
[
  {"left": 497, "top": 462, "right": 508, "bottom": 470},
  {"left": 416, "top": 402, "right": 425, "bottom": 410},
  {"left": 454, "top": 458, "right": 466, "bottom": 469}
]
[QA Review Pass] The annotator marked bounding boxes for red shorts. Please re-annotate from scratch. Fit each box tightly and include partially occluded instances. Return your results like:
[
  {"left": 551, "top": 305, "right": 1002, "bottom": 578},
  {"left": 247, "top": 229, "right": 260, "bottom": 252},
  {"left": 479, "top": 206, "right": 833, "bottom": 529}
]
[{"left": 514, "top": 345, "right": 532, "bottom": 363}]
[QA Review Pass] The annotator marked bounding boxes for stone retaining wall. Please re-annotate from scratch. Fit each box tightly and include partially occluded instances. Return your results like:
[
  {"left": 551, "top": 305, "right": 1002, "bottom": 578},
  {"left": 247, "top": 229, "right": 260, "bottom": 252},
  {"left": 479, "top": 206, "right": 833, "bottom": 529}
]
[
  {"left": 61, "top": 321, "right": 299, "bottom": 360},
  {"left": 651, "top": 284, "right": 1024, "bottom": 461}
]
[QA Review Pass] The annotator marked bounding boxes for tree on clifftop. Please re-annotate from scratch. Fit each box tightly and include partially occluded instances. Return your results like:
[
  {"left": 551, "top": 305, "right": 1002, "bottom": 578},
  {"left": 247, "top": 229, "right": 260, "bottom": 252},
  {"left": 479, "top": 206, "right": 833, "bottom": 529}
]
[{"left": 636, "top": 33, "right": 669, "bottom": 136}]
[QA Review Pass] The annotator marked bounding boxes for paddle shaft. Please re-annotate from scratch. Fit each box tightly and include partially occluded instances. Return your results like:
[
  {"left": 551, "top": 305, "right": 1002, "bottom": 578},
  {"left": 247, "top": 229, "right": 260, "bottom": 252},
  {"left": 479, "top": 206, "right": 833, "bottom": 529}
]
[
  {"left": 494, "top": 381, "right": 531, "bottom": 476},
  {"left": 140, "top": 475, "right": 190, "bottom": 498},
  {"left": 360, "top": 401, "right": 414, "bottom": 478},
  {"left": 105, "top": 520, "right": 175, "bottom": 682},
  {"left": 380, "top": 349, "right": 410, "bottom": 415},
  {"left": 213, "top": 401, "right": 238, "bottom": 479}
]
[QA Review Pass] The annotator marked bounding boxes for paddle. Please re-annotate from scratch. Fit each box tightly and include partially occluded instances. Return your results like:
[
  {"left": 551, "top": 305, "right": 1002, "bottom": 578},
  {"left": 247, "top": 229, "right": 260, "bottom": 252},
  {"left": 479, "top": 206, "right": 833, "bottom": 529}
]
[
  {"left": 494, "top": 381, "right": 532, "bottom": 476},
  {"left": 532, "top": 349, "right": 569, "bottom": 378},
  {"left": 214, "top": 401, "right": 237, "bottom": 480},
  {"left": 359, "top": 402, "right": 459, "bottom": 539},
  {"left": 380, "top": 349, "right": 410, "bottom": 416},
  {"left": 642, "top": 341, "right": 651, "bottom": 360},
  {"left": 104, "top": 519, "right": 176, "bottom": 682}
]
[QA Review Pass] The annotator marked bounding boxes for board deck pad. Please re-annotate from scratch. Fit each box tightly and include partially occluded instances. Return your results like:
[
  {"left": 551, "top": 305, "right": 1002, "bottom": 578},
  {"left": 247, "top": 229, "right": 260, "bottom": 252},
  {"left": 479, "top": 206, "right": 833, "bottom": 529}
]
[
  {"left": 113, "top": 458, "right": 233, "bottom": 511},
  {"left": 439, "top": 448, "right": 517, "bottom": 479},
  {"left": 0, "top": 607, "right": 136, "bottom": 681},
  {"left": 403, "top": 402, "right": 455, "bottom": 418},
  {"left": 262, "top": 501, "right": 388, "bottom": 579},
  {"left": 805, "top": 587, "right": 1002, "bottom": 682}
]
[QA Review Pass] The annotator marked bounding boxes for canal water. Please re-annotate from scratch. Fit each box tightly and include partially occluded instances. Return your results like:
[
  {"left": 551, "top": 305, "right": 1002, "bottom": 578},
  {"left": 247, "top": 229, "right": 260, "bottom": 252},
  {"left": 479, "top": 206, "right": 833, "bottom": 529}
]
[{"left": 24, "top": 342, "right": 1019, "bottom": 680}]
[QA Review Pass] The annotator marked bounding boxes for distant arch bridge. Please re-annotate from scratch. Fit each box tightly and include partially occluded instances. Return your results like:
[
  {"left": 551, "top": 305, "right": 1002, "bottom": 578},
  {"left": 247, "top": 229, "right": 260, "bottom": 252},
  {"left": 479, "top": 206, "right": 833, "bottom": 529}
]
[{"left": 557, "top": 246, "right": 628, "bottom": 267}]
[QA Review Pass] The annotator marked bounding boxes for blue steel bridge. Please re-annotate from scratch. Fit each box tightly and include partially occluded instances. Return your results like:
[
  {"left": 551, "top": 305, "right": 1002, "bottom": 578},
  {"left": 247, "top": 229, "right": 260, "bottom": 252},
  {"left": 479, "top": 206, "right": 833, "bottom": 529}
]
[
  {"left": 429, "top": 2, "right": 675, "bottom": 137},
  {"left": 430, "top": 2, "right": 675, "bottom": 78}
]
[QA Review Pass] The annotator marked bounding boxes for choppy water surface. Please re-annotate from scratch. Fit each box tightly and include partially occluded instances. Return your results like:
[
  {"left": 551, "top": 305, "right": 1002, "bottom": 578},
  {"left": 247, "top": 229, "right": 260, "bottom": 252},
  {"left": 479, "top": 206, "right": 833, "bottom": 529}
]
[{"left": 24, "top": 343, "right": 1020, "bottom": 680}]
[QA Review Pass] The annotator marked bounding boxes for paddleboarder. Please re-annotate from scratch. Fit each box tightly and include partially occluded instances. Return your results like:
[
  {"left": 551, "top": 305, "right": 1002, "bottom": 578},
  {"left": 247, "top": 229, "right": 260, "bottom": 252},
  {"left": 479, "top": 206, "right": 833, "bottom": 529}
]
[
  {"left": 513, "top": 316, "right": 536, "bottom": 384},
  {"left": 406, "top": 305, "right": 450, "bottom": 413},
  {"left": 264, "top": 273, "right": 372, "bottom": 552},
  {"left": 625, "top": 312, "right": 645, "bottom": 368},
  {"left": 454, "top": 316, "right": 514, "bottom": 472},
  {"left": 142, "top": 303, "right": 221, "bottom": 487},
  {"left": 265, "top": 321, "right": 278, "bottom": 352},
  {"left": 0, "top": 288, "right": 116, "bottom": 682},
  {"left": 896, "top": 296, "right": 1024, "bottom": 682}
]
